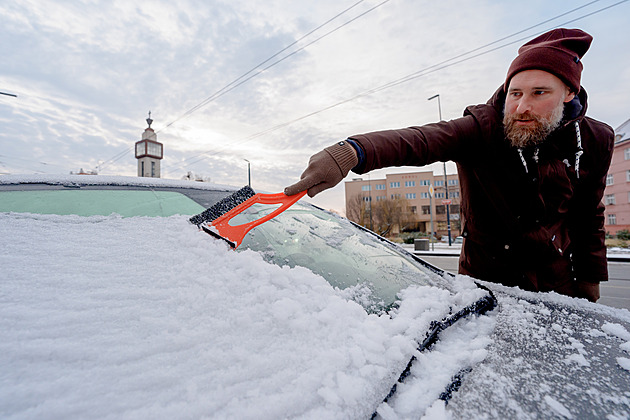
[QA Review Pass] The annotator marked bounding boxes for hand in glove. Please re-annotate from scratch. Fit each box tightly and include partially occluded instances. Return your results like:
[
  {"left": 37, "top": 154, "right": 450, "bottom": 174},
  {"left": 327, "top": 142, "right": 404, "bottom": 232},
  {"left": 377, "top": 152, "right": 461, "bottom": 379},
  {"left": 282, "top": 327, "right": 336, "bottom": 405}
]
[
  {"left": 574, "top": 281, "right": 600, "bottom": 302},
  {"left": 284, "top": 140, "right": 358, "bottom": 197}
]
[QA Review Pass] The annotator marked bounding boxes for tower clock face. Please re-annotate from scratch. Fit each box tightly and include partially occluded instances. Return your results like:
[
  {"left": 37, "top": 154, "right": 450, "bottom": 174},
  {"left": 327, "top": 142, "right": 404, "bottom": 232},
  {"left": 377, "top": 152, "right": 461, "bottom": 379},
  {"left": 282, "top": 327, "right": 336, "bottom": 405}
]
[
  {"left": 135, "top": 142, "right": 145, "bottom": 157},
  {"left": 135, "top": 140, "right": 163, "bottom": 159},
  {"left": 147, "top": 142, "right": 162, "bottom": 158}
]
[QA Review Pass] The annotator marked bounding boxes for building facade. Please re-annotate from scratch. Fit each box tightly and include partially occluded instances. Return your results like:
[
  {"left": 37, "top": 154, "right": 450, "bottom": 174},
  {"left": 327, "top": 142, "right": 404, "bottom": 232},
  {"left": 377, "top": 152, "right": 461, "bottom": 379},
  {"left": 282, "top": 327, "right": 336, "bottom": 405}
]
[
  {"left": 604, "top": 118, "right": 630, "bottom": 235},
  {"left": 345, "top": 171, "right": 461, "bottom": 238}
]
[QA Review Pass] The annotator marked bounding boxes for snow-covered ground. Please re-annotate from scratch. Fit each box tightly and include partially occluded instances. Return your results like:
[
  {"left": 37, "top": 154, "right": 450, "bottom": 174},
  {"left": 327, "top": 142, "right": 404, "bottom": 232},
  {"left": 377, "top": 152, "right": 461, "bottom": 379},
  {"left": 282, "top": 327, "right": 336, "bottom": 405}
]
[{"left": 0, "top": 212, "right": 490, "bottom": 419}]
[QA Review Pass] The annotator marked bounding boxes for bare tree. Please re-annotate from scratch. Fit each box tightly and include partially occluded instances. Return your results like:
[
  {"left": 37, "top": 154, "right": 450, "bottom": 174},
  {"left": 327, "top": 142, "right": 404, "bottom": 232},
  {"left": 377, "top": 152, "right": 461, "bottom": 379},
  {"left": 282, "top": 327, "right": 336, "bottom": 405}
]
[
  {"left": 346, "top": 194, "right": 370, "bottom": 227},
  {"left": 372, "top": 197, "right": 416, "bottom": 237}
]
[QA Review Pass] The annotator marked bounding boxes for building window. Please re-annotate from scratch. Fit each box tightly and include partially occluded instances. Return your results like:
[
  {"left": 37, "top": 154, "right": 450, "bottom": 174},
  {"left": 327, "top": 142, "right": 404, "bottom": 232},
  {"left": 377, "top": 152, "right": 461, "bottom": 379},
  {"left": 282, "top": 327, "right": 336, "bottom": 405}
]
[
  {"left": 141, "top": 161, "right": 145, "bottom": 176},
  {"left": 435, "top": 192, "right": 445, "bottom": 199},
  {"left": 434, "top": 180, "right": 444, "bottom": 187},
  {"left": 391, "top": 194, "right": 401, "bottom": 199},
  {"left": 436, "top": 205, "right": 445, "bottom": 214},
  {"left": 410, "top": 206, "right": 417, "bottom": 214},
  {"left": 627, "top": 170, "right": 630, "bottom": 182},
  {"left": 362, "top": 185, "right": 371, "bottom": 191},
  {"left": 419, "top": 180, "right": 430, "bottom": 186},
  {"left": 625, "top": 148, "right": 630, "bottom": 160},
  {"left": 375, "top": 184, "right": 386, "bottom": 190},
  {"left": 421, "top": 205, "right": 431, "bottom": 215},
  {"left": 151, "top": 161, "right": 155, "bottom": 177},
  {"left": 448, "top": 179, "right": 458, "bottom": 186},
  {"left": 405, "top": 181, "right": 415, "bottom": 187},
  {"left": 607, "top": 214, "right": 617, "bottom": 225},
  {"left": 362, "top": 196, "right": 372, "bottom": 202},
  {"left": 376, "top": 196, "right": 386, "bottom": 201},
  {"left": 449, "top": 191, "right": 460, "bottom": 198},
  {"left": 420, "top": 192, "right": 429, "bottom": 199},
  {"left": 605, "top": 194, "right": 616, "bottom": 205},
  {"left": 406, "top": 193, "right": 416, "bottom": 199},
  {"left": 606, "top": 174, "right": 614, "bottom": 185},
  {"left": 390, "top": 182, "right": 400, "bottom": 188}
]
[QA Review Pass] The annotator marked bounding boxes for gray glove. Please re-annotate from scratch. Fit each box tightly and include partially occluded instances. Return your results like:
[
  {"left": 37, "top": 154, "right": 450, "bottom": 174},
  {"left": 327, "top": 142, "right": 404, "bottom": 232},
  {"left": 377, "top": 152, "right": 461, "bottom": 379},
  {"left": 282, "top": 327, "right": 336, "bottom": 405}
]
[{"left": 284, "top": 140, "right": 358, "bottom": 197}]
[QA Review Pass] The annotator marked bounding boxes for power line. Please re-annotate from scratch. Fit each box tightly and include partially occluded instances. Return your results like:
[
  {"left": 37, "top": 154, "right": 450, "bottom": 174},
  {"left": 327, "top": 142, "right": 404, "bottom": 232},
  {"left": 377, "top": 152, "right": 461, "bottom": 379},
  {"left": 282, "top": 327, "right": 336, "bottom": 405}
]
[
  {"left": 157, "top": 0, "right": 373, "bottom": 134},
  {"left": 165, "top": 0, "right": 626, "bottom": 175},
  {"left": 99, "top": 0, "right": 385, "bottom": 173}
]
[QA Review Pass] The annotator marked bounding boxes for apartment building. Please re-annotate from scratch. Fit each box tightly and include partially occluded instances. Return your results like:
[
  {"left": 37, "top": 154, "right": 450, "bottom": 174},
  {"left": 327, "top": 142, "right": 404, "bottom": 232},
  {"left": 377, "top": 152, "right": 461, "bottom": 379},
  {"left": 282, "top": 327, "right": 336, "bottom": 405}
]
[
  {"left": 604, "top": 118, "right": 630, "bottom": 235},
  {"left": 345, "top": 171, "right": 461, "bottom": 238}
]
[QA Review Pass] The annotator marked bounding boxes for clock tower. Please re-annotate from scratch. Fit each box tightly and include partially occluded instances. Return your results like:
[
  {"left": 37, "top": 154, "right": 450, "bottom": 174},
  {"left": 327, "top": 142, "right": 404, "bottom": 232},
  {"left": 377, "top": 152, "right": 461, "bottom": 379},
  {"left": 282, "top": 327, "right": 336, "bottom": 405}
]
[{"left": 135, "top": 112, "right": 163, "bottom": 178}]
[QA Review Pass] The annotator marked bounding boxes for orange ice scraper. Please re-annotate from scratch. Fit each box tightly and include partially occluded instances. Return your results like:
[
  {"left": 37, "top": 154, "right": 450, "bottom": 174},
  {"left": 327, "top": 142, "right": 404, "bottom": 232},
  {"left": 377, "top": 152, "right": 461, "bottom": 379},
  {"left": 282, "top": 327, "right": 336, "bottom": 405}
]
[{"left": 189, "top": 185, "right": 307, "bottom": 249}]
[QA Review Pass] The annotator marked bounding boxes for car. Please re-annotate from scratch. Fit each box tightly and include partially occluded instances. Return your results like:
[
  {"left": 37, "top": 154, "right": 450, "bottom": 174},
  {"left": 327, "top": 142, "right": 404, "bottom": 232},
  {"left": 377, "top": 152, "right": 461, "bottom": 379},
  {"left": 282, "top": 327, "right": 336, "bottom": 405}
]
[{"left": 1, "top": 174, "right": 629, "bottom": 419}]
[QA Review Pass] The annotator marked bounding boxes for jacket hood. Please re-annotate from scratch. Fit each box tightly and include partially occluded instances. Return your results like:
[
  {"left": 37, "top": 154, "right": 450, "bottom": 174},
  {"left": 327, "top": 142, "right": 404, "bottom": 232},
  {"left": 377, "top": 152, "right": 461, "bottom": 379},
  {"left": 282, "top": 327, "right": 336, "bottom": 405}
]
[{"left": 486, "top": 84, "right": 589, "bottom": 126}]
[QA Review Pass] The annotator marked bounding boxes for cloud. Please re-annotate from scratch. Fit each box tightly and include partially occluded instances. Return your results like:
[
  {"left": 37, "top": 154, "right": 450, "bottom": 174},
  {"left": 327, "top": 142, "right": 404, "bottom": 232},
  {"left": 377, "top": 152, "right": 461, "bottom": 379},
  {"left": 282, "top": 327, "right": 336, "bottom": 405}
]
[{"left": 1, "top": 0, "right": 629, "bottom": 213}]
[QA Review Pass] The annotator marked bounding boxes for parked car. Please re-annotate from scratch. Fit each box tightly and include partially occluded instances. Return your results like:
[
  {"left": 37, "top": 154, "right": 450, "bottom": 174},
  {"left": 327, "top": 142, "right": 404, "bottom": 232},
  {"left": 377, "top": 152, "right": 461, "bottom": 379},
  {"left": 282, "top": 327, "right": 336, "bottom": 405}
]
[{"left": 1, "top": 174, "right": 629, "bottom": 419}]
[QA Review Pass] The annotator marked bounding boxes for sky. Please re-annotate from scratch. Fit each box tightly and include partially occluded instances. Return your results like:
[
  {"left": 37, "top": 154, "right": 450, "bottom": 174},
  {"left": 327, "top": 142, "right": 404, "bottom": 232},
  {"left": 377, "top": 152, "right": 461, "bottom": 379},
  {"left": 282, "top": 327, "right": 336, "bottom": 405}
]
[{"left": 1, "top": 0, "right": 629, "bottom": 214}]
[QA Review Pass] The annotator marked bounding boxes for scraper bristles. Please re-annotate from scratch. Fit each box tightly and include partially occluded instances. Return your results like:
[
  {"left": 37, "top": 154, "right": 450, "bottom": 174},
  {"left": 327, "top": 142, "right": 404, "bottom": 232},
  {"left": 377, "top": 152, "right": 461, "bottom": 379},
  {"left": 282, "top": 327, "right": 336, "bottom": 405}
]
[{"left": 189, "top": 185, "right": 256, "bottom": 226}]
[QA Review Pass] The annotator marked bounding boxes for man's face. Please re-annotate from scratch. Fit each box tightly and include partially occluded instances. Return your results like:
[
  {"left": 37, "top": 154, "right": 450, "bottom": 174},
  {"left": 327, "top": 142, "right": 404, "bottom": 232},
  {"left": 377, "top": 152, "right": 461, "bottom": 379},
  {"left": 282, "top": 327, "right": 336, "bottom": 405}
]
[{"left": 503, "top": 70, "right": 575, "bottom": 148}]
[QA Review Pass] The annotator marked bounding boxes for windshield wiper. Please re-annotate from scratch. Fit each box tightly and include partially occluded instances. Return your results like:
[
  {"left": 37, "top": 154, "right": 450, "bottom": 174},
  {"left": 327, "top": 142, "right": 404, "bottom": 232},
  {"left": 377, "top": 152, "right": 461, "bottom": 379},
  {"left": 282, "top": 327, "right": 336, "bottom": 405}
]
[{"left": 371, "top": 283, "right": 497, "bottom": 418}]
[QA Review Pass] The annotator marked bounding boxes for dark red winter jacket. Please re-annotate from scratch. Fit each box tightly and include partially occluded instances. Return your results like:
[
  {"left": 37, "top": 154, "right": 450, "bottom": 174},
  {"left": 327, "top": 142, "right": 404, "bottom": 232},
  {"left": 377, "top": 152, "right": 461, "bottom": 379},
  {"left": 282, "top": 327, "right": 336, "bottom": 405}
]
[{"left": 349, "top": 86, "right": 614, "bottom": 293}]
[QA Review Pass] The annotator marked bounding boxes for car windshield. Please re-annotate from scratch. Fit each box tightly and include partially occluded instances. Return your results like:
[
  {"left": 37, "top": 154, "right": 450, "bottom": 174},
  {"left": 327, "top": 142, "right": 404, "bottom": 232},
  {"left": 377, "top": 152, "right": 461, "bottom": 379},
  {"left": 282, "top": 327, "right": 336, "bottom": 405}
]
[
  {"left": 234, "top": 202, "right": 448, "bottom": 312},
  {"left": 0, "top": 182, "right": 448, "bottom": 312}
]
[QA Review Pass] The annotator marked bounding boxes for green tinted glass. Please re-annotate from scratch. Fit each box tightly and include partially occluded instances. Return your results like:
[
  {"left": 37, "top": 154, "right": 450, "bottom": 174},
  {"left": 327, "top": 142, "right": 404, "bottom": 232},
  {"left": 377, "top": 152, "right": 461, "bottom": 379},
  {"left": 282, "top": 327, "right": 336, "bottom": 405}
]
[{"left": 0, "top": 190, "right": 206, "bottom": 217}]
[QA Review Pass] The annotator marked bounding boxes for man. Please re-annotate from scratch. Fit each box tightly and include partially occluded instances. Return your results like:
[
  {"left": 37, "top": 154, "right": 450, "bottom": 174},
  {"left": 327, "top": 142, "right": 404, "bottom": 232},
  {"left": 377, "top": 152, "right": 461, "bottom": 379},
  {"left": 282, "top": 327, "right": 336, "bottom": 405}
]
[{"left": 284, "top": 28, "right": 614, "bottom": 302}]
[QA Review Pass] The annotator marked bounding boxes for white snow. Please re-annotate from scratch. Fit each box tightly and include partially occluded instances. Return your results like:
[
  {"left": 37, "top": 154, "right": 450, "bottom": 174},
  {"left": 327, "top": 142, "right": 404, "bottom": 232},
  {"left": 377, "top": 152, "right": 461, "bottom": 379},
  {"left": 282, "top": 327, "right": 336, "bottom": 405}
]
[
  {"left": 0, "top": 212, "right": 488, "bottom": 419},
  {"left": 544, "top": 395, "right": 573, "bottom": 419},
  {"left": 601, "top": 323, "right": 630, "bottom": 372}
]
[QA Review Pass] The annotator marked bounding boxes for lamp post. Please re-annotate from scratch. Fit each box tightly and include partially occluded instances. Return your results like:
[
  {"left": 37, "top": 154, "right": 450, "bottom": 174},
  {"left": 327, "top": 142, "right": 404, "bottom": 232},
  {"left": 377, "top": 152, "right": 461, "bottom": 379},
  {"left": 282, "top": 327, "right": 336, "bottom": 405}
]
[
  {"left": 428, "top": 94, "right": 452, "bottom": 246},
  {"left": 243, "top": 159, "right": 251, "bottom": 187},
  {"left": 0, "top": 92, "right": 17, "bottom": 97}
]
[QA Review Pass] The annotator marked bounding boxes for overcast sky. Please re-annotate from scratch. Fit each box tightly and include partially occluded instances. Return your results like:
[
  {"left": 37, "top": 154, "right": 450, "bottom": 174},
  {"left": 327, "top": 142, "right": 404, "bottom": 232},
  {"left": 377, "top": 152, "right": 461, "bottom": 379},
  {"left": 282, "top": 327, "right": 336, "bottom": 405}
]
[{"left": 1, "top": 0, "right": 629, "bottom": 214}]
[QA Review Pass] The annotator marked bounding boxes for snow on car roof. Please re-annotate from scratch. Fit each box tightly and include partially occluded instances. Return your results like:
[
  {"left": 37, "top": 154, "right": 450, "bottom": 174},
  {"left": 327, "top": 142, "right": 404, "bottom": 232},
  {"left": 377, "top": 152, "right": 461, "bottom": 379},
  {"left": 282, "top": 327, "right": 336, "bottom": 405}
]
[{"left": 0, "top": 173, "right": 240, "bottom": 191}]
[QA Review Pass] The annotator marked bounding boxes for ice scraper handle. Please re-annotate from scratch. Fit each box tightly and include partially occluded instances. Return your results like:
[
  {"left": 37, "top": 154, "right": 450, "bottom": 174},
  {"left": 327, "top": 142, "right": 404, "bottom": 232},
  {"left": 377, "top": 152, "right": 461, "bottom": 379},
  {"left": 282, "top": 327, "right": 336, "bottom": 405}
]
[{"left": 210, "top": 190, "right": 307, "bottom": 248}]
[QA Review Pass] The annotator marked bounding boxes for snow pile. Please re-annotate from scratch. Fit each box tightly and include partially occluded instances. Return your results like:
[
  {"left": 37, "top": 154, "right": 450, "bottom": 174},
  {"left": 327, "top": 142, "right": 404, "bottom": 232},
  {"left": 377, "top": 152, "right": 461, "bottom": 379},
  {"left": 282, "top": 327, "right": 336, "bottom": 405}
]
[{"left": 0, "top": 213, "right": 487, "bottom": 419}]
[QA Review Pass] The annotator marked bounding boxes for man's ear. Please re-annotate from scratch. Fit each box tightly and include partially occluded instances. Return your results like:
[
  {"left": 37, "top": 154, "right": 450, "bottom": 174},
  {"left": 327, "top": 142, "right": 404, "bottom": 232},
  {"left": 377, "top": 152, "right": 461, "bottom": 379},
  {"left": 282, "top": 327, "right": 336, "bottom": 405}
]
[{"left": 564, "top": 90, "right": 576, "bottom": 103}]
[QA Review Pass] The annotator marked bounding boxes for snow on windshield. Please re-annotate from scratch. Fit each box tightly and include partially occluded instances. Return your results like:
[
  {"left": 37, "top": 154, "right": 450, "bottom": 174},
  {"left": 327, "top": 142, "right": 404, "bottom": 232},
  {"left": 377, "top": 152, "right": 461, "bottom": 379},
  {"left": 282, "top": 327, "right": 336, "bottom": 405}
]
[{"left": 0, "top": 212, "right": 488, "bottom": 419}]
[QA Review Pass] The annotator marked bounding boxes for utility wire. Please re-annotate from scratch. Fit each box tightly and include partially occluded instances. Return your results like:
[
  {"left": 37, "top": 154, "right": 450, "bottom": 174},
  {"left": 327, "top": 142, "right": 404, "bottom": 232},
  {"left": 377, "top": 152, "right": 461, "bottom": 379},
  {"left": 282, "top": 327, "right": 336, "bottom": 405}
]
[
  {"left": 98, "top": 0, "right": 384, "bottom": 173},
  {"left": 166, "top": 0, "right": 624, "bottom": 175},
  {"left": 157, "top": 0, "right": 372, "bottom": 134}
]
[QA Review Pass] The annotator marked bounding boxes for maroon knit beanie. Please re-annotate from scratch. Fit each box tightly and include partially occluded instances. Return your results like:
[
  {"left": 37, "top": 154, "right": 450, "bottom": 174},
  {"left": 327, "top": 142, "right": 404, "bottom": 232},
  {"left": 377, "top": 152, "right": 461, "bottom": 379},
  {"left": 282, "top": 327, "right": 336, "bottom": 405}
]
[{"left": 505, "top": 28, "right": 592, "bottom": 93}]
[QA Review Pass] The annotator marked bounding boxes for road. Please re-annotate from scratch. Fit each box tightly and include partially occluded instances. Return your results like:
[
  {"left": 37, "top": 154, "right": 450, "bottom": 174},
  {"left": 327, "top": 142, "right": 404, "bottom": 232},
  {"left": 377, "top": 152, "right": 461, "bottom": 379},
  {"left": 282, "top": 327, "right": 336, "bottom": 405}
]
[{"left": 418, "top": 254, "right": 630, "bottom": 311}]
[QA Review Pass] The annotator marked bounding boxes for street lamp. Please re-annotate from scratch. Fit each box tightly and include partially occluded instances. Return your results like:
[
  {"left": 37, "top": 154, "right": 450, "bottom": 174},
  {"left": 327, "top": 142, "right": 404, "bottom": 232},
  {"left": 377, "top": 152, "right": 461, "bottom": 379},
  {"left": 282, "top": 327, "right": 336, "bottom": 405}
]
[
  {"left": 428, "top": 94, "right": 452, "bottom": 246},
  {"left": 243, "top": 159, "right": 251, "bottom": 187}
]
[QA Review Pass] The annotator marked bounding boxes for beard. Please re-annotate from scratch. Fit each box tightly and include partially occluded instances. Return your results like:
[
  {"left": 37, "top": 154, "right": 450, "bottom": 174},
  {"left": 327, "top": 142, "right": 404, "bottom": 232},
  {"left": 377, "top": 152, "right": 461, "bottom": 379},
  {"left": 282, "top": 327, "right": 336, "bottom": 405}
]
[{"left": 503, "top": 101, "right": 565, "bottom": 148}]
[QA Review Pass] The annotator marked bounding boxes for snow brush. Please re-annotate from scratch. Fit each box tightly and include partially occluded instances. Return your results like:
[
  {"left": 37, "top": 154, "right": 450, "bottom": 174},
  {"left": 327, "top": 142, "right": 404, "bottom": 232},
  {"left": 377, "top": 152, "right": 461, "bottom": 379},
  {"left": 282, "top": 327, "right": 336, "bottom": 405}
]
[{"left": 189, "top": 186, "right": 307, "bottom": 249}]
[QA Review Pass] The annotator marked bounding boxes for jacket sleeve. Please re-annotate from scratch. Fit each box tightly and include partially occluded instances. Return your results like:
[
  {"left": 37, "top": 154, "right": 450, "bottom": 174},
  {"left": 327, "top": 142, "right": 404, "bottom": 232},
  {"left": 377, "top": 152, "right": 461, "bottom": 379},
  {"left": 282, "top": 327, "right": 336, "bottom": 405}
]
[
  {"left": 570, "top": 117, "right": 615, "bottom": 284},
  {"left": 348, "top": 115, "right": 480, "bottom": 174}
]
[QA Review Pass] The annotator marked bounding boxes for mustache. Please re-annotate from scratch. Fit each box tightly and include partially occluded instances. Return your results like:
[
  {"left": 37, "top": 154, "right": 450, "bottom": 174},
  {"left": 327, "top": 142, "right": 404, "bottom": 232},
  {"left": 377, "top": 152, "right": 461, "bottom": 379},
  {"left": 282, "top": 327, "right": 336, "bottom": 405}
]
[{"left": 507, "top": 112, "right": 545, "bottom": 123}]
